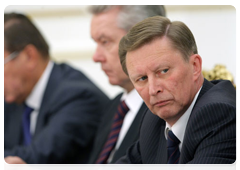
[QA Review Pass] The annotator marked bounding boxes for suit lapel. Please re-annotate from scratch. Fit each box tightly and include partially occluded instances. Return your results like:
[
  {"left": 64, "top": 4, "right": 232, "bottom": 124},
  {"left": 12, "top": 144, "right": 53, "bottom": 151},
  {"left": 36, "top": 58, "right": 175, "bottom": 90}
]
[
  {"left": 34, "top": 63, "right": 58, "bottom": 135},
  {"left": 195, "top": 79, "right": 213, "bottom": 104},
  {"left": 180, "top": 79, "right": 213, "bottom": 163},
  {"left": 156, "top": 119, "right": 167, "bottom": 163}
]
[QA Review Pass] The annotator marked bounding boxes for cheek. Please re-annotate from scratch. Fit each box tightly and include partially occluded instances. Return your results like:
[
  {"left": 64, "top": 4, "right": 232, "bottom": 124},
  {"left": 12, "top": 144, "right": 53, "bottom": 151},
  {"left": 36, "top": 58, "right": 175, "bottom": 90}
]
[
  {"left": 165, "top": 76, "right": 179, "bottom": 93},
  {"left": 108, "top": 49, "right": 120, "bottom": 66},
  {"left": 5, "top": 70, "right": 24, "bottom": 90},
  {"left": 108, "top": 42, "right": 119, "bottom": 56},
  {"left": 5, "top": 77, "right": 19, "bottom": 89},
  {"left": 167, "top": 68, "right": 190, "bottom": 91},
  {"left": 167, "top": 76, "right": 190, "bottom": 105},
  {"left": 164, "top": 76, "right": 186, "bottom": 105},
  {"left": 110, "top": 56, "right": 125, "bottom": 76},
  {"left": 4, "top": 71, "right": 14, "bottom": 86}
]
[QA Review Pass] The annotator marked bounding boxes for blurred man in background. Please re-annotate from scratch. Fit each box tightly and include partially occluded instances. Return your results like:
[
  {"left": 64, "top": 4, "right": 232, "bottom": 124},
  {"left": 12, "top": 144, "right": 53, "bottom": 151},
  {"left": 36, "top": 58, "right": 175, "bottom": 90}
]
[
  {"left": 88, "top": 5, "right": 166, "bottom": 163},
  {"left": 4, "top": 13, "right": 109, "bottom": 164}
]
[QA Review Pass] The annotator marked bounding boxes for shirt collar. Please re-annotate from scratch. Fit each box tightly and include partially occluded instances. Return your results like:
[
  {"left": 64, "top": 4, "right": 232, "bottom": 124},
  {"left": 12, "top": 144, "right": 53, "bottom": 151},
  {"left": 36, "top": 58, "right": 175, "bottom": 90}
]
[
  {"left": 165, "top": 86, "right": 202, "bottom": 144},
  {"left": 26, "top": 61, "right": 54, "bottom": 110},
  {"left": 120, "top": 89, "right": 143, "bottom": 113}
]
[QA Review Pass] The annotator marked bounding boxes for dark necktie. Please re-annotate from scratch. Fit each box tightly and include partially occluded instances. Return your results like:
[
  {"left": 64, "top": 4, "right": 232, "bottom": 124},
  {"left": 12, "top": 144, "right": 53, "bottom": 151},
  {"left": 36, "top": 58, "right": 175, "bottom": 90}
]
[
  {"left": 22, "top": 104, "right": 34, "bottom": 146},
  {"left": 167, "top": 130, "right": 181, "bottom": 164},
  {"left": 96, "top": 100, "right": 129, "bottom": 164}
]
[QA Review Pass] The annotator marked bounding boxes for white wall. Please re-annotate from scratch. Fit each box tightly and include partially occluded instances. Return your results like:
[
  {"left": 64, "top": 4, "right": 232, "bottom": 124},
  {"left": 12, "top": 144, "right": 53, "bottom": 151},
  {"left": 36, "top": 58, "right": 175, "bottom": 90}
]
[{"left": 4, "top": 5, "right": 236, "bottom": 98}]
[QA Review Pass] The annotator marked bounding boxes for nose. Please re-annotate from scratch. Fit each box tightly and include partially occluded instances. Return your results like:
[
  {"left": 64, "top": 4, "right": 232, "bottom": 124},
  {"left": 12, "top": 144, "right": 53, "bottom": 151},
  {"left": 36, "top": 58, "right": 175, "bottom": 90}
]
[
  {"left": 92, "top": 45, "right": 106, "bottom": 63},
  {"left": 148, "top": 77, "right": 163, "bottom": 96}
]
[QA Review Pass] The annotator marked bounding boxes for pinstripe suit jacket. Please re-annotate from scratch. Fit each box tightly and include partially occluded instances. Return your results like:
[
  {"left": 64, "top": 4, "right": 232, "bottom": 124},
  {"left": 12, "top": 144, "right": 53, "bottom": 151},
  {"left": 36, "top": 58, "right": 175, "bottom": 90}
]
[{"left": 116, "top": 79, "right": 236, "bottom": 164}]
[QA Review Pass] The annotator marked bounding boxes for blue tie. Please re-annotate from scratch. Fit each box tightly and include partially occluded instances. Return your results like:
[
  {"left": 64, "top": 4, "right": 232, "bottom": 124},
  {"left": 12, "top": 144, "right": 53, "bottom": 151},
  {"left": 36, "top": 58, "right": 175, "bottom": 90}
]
[
  {"left": 22, "top": 104, "right": 34, "bottom": 146},
  {"left": 167, "top": 130, "right": 180, "bottom": 164}
]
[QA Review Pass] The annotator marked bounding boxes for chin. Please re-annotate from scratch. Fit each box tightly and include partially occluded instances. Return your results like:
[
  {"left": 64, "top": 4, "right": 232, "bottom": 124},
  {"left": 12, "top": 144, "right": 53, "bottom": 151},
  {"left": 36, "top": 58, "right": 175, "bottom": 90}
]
[
  {"left": 109, "top": 79, "right": 121, "bottom": 86},
  {"left": 153, "top": 108, "right": 173, "bottom": 120},
  {"left": 4, "top": 97, "right": 15, "bottom": 104}
]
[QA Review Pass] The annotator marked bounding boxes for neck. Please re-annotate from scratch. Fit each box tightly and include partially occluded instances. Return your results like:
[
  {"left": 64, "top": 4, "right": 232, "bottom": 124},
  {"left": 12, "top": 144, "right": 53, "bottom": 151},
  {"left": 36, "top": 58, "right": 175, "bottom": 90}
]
[{"left": 196, "top": 74, "right": 204, "bottom": 92}]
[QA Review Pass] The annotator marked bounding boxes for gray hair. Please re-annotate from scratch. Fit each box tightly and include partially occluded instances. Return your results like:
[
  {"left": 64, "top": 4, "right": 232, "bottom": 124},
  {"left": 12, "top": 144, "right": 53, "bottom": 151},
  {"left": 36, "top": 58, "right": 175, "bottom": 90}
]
[
  {"left": 119, "top": 16, "right": 198, "bottom": 75},
  {"left": 88, "top": 5, "right": 166, "bottom": 32}
]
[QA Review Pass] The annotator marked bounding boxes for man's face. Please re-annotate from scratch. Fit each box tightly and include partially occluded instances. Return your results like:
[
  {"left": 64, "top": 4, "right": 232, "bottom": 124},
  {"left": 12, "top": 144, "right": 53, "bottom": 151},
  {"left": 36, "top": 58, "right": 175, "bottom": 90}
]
[
  {"left": 126, "top": 37, "right": 197, "bottom": 125},
  {"left": 90, "top": 8, "right": 131, "bottom": 88},
  {"left": 4, "top": 50, "right": 28, "bottom": 104}
]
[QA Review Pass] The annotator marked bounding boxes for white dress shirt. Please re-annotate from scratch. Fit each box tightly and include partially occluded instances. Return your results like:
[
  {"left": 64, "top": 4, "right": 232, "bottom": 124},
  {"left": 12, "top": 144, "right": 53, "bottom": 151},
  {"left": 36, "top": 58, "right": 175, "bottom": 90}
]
[
  {"left": 165, "top": 87, "right": 202, "bottom": 151},
  {"left": 25, "top": 61, "right": 54, "bottom": 135}
]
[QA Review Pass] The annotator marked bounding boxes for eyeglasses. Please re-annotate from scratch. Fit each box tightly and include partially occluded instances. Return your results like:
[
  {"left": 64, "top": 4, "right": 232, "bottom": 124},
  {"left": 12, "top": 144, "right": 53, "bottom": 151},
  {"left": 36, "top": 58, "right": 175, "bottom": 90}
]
[{"left": 4, "top": 51, "right": 20, "bottom": 65}]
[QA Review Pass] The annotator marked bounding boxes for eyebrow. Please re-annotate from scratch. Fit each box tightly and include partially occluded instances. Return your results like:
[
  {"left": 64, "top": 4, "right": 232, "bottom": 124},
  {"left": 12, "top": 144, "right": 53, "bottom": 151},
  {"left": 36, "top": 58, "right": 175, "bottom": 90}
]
[
  {"left": 130, "top": 63, "right": 168, "bottom": 81},
  {"left": 129, "top": 71, "right": 146, "bottom": 82},
  {"left": 97, "top": 34, "right": 109, "bottom": 41},
  {"left": 92, "top": 33, "right": 106, "bottom": 41}
]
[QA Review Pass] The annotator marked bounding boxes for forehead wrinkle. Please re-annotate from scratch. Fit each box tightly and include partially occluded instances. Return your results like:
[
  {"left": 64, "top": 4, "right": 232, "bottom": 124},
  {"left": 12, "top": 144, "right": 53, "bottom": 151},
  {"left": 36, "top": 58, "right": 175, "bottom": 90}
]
[
  {"left": 144, "top": 49, "right": 167, "bottom": 71},
  {"left": 126, "top": 37, "right": 170, "bottom": 78}
]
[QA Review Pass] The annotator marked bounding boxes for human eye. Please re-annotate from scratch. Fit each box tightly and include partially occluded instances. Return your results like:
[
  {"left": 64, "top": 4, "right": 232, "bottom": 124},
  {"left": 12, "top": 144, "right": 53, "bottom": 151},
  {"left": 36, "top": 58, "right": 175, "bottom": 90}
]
[
  {"left": 101, "top": 39, "right": 108, "bottom": 45},
  {"left": 99, "top": 35, "right": 112, "bottom": 46},
  {"left": 138, "top": 76, "right": 148, "bottom": 82},
  {"left": 161, "top": 68, "right": 169, "bottom": 74}
]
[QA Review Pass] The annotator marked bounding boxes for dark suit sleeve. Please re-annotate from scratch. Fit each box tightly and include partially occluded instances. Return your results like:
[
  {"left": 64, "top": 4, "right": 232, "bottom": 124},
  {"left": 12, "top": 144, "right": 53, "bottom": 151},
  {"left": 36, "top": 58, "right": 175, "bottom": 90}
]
[
  {"left": 5, "top": 83, "right": 109, "bottom": 163},
  {"left": 184, "top": 102, "right": 236, "bottom": 164},
  {"left": 116, "top": 140, "right": 142, "bottom": 164}
]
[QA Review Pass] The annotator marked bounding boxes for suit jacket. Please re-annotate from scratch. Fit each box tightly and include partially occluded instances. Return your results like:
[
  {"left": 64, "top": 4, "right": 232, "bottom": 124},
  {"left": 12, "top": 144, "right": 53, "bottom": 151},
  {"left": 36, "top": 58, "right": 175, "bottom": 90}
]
[
  {"left": 88, "top": 93, "right": 147, "bottom": 163},
  {"left": 4, "top": 63, "right": 109, "bottom": 164},
  {"left": 117, "top": 79, "right": 236, "bottom": 164}
]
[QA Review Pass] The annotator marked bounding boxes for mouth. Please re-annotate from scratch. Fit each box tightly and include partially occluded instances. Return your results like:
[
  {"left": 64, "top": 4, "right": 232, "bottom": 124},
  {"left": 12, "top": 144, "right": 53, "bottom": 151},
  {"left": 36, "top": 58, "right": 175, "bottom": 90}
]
[
  {"left": 102, "top": 67, "right": 109, "bottom": 73},
  {"left": 103, "top": 69, "right": 113, "bottom": 77},
  {"left": 103, "top": 70, "right": 110, "bottom": 76},
  {"left": 153, "top": 100, "right": 171, "bottom": 107}
]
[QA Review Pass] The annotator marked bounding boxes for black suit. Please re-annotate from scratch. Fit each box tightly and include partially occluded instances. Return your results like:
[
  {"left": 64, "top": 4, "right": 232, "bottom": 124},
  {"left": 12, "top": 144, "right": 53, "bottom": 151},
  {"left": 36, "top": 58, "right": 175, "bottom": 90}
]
[
  {"left": 117, "top": 79, "right": 236, "bottom": 164},
  {"left": 4, "top": 63, "right": 109, "bottom": 164},
  {"left": 88, "top": 93, "right": 147, "bottom": 163}
]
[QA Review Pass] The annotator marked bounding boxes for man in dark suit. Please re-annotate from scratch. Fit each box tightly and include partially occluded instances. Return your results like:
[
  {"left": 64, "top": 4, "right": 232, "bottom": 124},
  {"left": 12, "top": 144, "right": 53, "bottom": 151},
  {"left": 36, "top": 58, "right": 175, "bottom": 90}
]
[
  {"left": 4, "top": 13, "right": 109, "bottom": 164},
  {"left": 117, "top": 16, "right": 236, "bottom": 164},
  {"left": 88, "top": 6, "right": 166, "bottom": 163}
]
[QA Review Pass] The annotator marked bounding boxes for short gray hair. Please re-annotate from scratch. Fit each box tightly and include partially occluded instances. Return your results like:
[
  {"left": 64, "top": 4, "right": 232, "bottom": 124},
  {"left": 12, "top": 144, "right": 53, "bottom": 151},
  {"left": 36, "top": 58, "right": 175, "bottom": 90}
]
[
  {"left": 119, "top": 16, "right": 198, "bottom": 75},
  {"left": 88, "top": 5, "right": 166, "bottom": 32}
]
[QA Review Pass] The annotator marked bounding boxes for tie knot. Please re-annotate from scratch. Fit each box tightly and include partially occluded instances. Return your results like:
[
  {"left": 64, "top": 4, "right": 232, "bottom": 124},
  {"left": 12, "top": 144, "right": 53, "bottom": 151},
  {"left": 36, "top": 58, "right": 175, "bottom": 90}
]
[
  {"left": 167, "top": 130, "right": 180, "bottom": 147},
  {"left": 167, "top": 130, "right": 181, "bottom": 164},
  {"left": 24, "top": 104, "right": 34, "bottom": 116}
]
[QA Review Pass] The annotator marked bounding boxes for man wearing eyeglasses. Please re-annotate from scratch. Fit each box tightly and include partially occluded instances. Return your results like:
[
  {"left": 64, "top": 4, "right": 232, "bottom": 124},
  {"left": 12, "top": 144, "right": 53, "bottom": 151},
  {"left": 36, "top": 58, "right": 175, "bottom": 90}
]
[{"left": 4, "top": 13, "right": 109, "bottom": 164}]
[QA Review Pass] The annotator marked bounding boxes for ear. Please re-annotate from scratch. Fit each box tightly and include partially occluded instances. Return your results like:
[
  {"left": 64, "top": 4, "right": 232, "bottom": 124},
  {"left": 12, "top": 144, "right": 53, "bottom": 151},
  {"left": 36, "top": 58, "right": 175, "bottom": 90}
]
[
  {"left": 22, "top": 44, "right": 39, "bottom": 70},
  {"left": 190, "top": 54, "right": 202, "bottom": 81}
]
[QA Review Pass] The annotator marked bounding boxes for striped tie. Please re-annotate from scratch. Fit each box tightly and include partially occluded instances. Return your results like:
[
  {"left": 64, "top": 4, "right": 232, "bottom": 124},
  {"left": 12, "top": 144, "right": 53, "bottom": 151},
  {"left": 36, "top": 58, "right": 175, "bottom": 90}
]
[
  {"left": 96, "top": 100, "right": 129, "bottom": 164},
  {"left": 22, "top": 104, "right": 34, "bottom": 146},
  {"left": 167, "top": 130, "right": 180, "bottom": 164}
]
